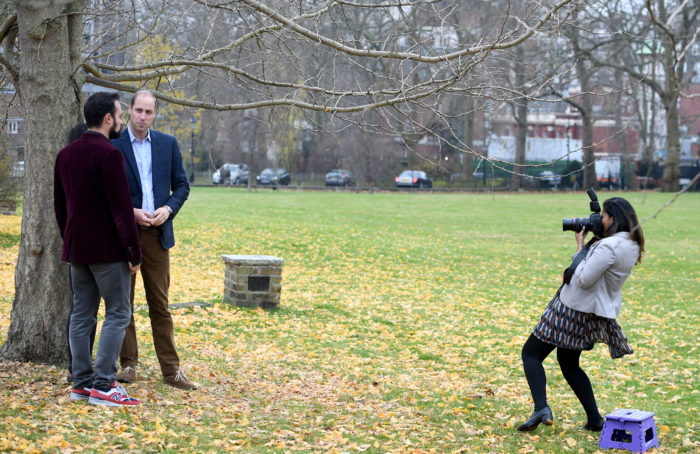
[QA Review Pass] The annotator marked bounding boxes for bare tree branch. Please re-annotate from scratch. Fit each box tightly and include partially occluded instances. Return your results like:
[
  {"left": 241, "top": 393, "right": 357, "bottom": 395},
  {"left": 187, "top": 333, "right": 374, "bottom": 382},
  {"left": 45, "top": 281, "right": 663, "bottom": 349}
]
[
  {"left": 335, "top": 0, "right": 442, "bottom": 7},
  {"left": 643, "top": 171, "right": 700, "bottom": 222},
  {"left": 85, "top": 59, "right": 469, "bottom": 113},
  {"left": 0, "top": 12, "right": 17, "bottom": 43},
  {"left": 0, "top": 13, "right": 18, "bottom": 79},
  {"left": 232, "top": 0, "right": 576, "bottom": 63}
]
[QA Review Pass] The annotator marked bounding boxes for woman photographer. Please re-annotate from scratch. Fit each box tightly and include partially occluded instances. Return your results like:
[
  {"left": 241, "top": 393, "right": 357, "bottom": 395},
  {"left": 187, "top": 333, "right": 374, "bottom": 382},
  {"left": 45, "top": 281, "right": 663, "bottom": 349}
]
[{"left": 518, "top": 197, "right": 645, "bottom": 432}]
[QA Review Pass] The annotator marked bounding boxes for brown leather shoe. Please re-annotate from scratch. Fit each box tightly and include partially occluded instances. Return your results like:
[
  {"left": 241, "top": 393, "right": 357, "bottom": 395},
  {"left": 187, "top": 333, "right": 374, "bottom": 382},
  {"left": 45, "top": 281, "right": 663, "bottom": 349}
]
[
  {"left": 116, "top": 366, "right": 136, "bottom": 383},
  {"left": 164, "top": 369, "right": 198, "bottom": 390}
]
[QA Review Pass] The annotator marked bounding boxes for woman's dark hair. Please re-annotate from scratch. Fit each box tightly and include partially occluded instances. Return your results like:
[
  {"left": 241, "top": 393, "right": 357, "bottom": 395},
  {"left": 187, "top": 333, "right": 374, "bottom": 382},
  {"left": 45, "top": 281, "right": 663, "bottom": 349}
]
[
  {"left": 83, "top": 92, "right": 120, "bottom": 128},
  {"left": 603, "top": 197, "right": 645, "bottom": 264},
  {"left": 66, "top": 122, "right": 87, "bottom": 144}
]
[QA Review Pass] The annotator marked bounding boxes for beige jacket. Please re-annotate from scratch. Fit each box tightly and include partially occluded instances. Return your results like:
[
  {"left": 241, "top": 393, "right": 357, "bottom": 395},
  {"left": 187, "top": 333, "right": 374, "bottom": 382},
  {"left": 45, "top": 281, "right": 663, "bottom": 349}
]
[{"left": 559, "top": 232, "right": 640, "bottom": 319}]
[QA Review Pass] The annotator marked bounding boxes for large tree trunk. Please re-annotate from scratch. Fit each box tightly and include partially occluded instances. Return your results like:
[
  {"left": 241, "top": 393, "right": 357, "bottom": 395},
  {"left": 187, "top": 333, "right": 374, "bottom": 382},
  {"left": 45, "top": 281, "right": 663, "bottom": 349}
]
[
  {"left": 463, "top": 96, "right": 474, "bottom": 179},
  {"left": 511, "top": 99, "right": 527, "bottom": 190},
  {"left": 581, "top": 108, "right": 596, "bottom": 190},
  {"left": 661, "top": 94, "right": 681, "bottom": 192},
  {"left": 510, "top": 45, "right": 527, "bottom": 191},
  {"left": 613, "top": 69, "right": 634, "bottom": 190},
  {"left": 657, "top": 0, "right": 682, "bottom": 192},
  {"left": 576, "top": 58, "right": 597, "bottom": 190},
  {"left": 0, "top": 1, "right": 84, "bottom": 364}
]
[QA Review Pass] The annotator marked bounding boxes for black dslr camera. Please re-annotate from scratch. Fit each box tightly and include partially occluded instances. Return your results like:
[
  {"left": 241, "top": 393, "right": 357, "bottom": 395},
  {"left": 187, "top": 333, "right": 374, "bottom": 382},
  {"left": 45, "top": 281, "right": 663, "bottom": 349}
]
[{"left": 562, "top": 189, "right": 603, "bottom": 236}]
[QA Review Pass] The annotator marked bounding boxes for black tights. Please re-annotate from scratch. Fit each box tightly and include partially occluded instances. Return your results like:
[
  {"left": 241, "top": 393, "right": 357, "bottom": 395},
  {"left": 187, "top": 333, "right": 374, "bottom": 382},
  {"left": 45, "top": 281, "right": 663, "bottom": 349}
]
[{"left": 521, "top": 334, "right": 602, "bottom": 423}]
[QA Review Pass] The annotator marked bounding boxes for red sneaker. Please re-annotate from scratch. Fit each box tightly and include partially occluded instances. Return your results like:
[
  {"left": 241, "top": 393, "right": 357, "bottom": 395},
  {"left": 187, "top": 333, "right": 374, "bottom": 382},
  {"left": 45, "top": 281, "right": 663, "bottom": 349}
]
[
  {"left": 69, "top": 386, "right": 92, "bottom": 401},
  {"left": 88, "top": 382, "right": 140, "bottom": 407}
]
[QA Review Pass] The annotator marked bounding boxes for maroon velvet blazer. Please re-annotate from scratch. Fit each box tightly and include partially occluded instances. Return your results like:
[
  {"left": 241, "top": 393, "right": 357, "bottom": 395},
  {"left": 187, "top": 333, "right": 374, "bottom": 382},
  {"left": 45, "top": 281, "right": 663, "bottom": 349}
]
[{"left": 54, "top": 131, "right": 142, "bottom": 265}]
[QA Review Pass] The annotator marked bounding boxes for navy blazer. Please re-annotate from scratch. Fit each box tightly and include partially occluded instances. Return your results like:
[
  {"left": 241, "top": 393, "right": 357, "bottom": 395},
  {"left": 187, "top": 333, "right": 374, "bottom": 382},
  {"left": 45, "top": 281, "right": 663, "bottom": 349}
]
[
  {"left": 111, "top": 128, "right": 190, "bottom": 250},
  {"left": 54, "top": 131, "right": 142, "bottom": 265}
]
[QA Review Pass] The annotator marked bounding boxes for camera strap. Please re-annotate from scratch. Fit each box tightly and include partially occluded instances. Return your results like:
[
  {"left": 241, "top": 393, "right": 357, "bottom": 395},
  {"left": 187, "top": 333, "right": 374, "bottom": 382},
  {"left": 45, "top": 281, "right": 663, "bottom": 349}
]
[{"left": 563, "top": 238, "right": 597, "bottom": 285}]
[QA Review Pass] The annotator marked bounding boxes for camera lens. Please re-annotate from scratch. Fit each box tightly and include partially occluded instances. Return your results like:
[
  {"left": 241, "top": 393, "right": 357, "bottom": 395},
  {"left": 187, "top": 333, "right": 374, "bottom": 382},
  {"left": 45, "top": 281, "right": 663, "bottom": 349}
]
[
  {"left": 562, "top": 217, "right": 589, "bottom": 232},
  {"left": 563, "top": 218, "right": 576, "bottom": 231}
]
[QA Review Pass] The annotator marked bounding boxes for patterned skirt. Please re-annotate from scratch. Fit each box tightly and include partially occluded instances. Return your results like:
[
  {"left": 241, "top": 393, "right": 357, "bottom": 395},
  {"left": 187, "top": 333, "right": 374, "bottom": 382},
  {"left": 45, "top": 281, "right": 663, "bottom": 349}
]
[{"left": 532, "top": 290, "right": 633, "bottom": 359}]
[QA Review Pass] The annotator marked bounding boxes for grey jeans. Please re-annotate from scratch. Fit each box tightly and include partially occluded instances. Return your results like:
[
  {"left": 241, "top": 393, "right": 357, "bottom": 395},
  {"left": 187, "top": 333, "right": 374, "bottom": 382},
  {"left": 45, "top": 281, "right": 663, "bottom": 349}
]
[{"left": 69, "top": 262, "right": 131, "bottom": 391}]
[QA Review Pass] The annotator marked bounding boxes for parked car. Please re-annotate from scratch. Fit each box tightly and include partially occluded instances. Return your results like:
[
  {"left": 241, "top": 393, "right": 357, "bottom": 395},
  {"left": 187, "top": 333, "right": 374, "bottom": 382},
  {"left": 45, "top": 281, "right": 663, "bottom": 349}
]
[
  {"left": 229, "top": 164, "right": 249, "bottom": 185},
  {"left": 256, "top": 168, "right": 291, "bottom": 186},
  {"left": 212, "top": 168, "right": 224, "bottom": 184},
  {"left": 539, "top": 170, "right": 561, "bottom": 188},
  {"left": 395, "top": 170, "right": 432, "bottom": 188},
  {"left": 325, "top": 169, "right": 354, "bottom": 186},
  {"left": 212, "top": 163, "right": 249, "bottom": 185}
]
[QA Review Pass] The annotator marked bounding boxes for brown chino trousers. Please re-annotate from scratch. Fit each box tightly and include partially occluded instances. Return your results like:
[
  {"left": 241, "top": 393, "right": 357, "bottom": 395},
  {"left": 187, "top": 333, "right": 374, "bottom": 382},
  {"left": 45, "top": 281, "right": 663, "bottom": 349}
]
[{"left": 119, "top": 228, "right": 180, "bottom": 378}]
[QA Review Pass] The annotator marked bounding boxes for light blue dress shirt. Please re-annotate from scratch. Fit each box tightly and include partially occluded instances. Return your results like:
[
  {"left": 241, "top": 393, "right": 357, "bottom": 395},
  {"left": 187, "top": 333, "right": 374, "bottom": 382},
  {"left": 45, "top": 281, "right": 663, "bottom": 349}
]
[{"left": 128, "top": 126, "right": 155, "bottom": 214}]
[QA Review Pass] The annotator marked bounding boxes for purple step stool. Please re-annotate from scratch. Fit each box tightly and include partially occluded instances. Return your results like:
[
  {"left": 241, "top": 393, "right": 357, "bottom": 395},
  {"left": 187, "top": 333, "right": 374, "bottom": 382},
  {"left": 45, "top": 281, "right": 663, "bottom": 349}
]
[{"left": 599, "top": 409, "right": 659, "bottom": 453}]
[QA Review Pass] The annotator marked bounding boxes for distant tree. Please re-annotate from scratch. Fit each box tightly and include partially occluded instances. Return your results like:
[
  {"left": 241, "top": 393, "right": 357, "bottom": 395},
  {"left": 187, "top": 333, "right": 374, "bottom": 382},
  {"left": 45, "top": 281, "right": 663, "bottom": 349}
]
[
  {"left": 0, "top": 143, "right": 21, "bottom": 210},
  {"left": 585, "top": 0, "right": 699, "bottom": 191},
  {"left": 566, "top": 14, "right": 599, "bottom": 190},
  {"left": 0, "top": 82, "right": 22, "bottom": 207}
]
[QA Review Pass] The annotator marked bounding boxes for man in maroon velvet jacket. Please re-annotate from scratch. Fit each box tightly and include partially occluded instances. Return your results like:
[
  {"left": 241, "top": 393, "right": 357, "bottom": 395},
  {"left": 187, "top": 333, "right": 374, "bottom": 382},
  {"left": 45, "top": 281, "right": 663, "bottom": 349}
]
[{"left": 54, "top": 92, "right": 142, "bottom": 407}]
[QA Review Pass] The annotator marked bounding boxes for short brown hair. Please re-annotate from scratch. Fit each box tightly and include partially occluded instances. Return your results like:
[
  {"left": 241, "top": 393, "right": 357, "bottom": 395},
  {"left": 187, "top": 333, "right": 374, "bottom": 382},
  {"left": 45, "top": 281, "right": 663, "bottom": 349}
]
[{"left": 130, "top": 89, "right": 159, "bottom": 110}]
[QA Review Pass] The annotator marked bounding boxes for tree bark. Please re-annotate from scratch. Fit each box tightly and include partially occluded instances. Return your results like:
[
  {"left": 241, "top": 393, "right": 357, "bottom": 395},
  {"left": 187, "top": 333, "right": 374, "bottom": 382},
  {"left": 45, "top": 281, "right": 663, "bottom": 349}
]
[
  {"left": 463, "top": 96, "right": 474, "bottom": 179},
  {"left": 613, "top": 69, "right": 634, "bottom": 190},
  {"left": 581, "top": 110, "right": 596, "bottom": 190},
  {"left": 574, "top": 57, "right": 597, "bottom": 190},
  {"left": 511, "top": 45, "right": 527, "bottom": 191},
  {"left": 655, "top": 0, "right": 682, "bottom": 192},
  {"left": 661, "top": 93, "right": 681, "bottom": 191},
  {"left": 512, "top": 99, "right": 528, "bottom": 190},
  {"left": 0, "top": 1, "right": 84, "bottom": 365}
]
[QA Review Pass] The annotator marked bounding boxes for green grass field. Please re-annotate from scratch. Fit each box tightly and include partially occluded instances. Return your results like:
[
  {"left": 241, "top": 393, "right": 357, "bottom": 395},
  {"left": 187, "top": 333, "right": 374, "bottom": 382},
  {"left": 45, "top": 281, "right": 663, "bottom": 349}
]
[{"left": 1, "top": 189, "right": 698, "bottom": 452}]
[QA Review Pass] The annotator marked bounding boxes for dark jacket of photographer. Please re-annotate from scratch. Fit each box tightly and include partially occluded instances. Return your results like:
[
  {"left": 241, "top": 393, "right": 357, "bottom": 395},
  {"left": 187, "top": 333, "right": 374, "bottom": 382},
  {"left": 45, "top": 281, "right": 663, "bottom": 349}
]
[{"left": 559, "top": 232, "right": 640, "bottom": 319}]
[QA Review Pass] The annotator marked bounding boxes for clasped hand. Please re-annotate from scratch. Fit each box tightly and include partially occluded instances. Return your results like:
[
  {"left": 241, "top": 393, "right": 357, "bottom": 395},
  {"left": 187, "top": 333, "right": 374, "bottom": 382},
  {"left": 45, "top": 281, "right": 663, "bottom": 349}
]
[{"left": 134, "top": 206, "right": 170, "bottom": 227}]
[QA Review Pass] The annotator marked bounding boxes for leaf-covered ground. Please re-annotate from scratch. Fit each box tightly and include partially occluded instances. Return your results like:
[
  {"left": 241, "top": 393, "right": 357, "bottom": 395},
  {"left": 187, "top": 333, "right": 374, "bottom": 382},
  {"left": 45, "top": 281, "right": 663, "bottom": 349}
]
[{"left": 0, "top": 189, "right": 698, "bottom": 453}]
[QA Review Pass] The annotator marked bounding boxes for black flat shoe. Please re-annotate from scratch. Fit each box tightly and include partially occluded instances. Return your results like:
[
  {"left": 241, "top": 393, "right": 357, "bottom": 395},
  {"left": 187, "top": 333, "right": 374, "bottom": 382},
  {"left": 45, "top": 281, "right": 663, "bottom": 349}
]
[
  {"left": 583, "top": 418, "right": 605, "bottom": 431},
  {"left": 517, "top": 407, "right": 554, "bottom": 432}
]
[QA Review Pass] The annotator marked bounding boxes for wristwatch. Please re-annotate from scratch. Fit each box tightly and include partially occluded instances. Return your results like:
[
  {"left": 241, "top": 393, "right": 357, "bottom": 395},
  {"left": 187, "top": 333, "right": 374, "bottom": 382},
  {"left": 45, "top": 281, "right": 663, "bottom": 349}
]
[{"left": 165, "top": 205, "right": 173, "bottom": 215}]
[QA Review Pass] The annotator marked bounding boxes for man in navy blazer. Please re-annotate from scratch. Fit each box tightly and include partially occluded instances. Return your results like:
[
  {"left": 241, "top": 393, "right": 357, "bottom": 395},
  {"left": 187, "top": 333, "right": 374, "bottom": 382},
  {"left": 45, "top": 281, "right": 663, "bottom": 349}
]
[{"left": 111, "top": 89, "right": 196, "bottom": 390}]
